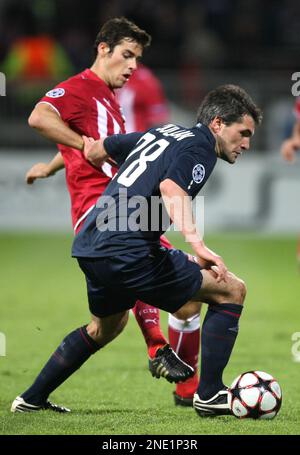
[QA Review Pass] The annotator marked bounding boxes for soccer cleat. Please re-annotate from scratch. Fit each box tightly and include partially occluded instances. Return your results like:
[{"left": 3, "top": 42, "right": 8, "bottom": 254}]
[
  {"left": 193, "top": 388, "right": 230, "bottom": 417},
  {"left": 148, "top": 344, "right": 194, "bottom": 383},
  {"left": 11, "top": 396, "right": 71, "bottom": 413}
]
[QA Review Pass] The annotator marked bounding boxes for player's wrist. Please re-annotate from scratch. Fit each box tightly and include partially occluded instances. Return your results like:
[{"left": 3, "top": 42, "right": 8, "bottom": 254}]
[{"left": 78, "top": 138, "right": 85, "bottom": 152}]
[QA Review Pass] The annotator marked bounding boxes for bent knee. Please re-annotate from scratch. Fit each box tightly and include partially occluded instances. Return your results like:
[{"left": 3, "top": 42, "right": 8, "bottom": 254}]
[
  {"left": 231, "top": 277, "right": 247, "bottom": 304},
  {"left": 87, "top": 320, "right": 101, "bottom": 340},
  {"left": 115, "top": 312, "right": 129, "bottom": 335}
]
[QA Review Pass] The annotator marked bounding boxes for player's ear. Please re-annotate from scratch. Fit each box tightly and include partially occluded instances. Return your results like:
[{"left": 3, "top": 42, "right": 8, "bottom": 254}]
[
  {"left": 97, "top": 42, "right": 111, "bottom": 57},
  {"left": 210, "top": 116, "right": 223, "bottom": 134}
]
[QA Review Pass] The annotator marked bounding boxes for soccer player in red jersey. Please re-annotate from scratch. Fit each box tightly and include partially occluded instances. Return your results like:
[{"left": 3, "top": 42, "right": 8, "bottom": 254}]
[
  {"left": 116, "top": 63, "right": 170, "bottom": 132},
  {"left": 116, "top": 66, "right": 201, "bottom": 405},
  {"left": 280, "top": 97, "right": 300, "bottom": 264},
  {"left": 20, "top": 18, "right": 194, "bottom": 413}
]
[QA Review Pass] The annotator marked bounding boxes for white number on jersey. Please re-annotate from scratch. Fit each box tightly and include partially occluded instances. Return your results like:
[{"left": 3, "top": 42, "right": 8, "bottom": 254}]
[{"left": 117, "top": 132, "right": 169, "bottom": 187}]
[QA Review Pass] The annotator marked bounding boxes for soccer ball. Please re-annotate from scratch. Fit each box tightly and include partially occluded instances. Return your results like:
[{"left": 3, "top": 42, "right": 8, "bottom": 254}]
[{"left": 228, "top": 371, "right": 282, "bottom": 419}]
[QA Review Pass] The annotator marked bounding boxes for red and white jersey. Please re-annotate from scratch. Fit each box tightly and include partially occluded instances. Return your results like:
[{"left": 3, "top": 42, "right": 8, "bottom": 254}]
[
  {"left": 39, "top": 69, "right": 125, "bottom": 232},
  {"left": 295, "top": 98, "right": 300, "bottom": 120},
  {"left": 116, "top": 64, "right": 169, "bottom": 133}
]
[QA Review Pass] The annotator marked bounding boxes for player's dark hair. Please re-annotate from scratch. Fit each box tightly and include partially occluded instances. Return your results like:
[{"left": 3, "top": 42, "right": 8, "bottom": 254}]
[
  {"left": 196, "top": 84, "right": 263, "bottom": 126},
  {"left": 93, "top": 17, "right": 151, "bottom": 57}
]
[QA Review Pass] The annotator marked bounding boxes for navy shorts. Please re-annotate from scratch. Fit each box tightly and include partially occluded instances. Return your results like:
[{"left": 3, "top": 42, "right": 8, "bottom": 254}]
[{"left": 77, "top": 247, "right": 203, "bottom": 318}]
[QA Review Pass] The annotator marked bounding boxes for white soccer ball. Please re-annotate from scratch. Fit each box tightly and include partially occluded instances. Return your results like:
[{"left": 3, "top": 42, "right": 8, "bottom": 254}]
[{"left": 228, "top": 370, "right": 282, "bottom": 419}]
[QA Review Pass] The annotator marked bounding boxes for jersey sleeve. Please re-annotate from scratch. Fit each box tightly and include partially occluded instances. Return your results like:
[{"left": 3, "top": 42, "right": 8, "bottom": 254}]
[
  {"left": 104, "top": 132, "right": 143, "bottom": 166},
  {"left": 38, "top": 83, "right": 82, "bottom": 123},
  {"left": 163, "top": 147, "right": 212, "bottom": 197}
]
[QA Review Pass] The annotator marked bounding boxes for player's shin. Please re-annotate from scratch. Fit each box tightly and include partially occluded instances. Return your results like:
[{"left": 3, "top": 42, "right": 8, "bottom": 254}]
[
  {"left": 197, "top": 303, "right": 243, "bottom": 401},
  {"left": 21, "top": 326, "right": 100, "bottom": 406},
  {"left": 168, "top": 313, "right": 200, "bottom": 402},
  {"left": 132, "top": 300, "right": 167, "bottom": 359}
]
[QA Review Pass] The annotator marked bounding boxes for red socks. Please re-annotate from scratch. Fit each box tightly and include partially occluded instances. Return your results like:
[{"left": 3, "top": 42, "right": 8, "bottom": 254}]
[{"left": 132, "top": 300, "right": 167, "bottom": 359}]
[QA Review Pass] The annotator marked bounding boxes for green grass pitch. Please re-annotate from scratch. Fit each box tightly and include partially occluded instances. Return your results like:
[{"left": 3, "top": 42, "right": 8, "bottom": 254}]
[{"left": 0, "top": 232, "right": 299, "bottom": 435}]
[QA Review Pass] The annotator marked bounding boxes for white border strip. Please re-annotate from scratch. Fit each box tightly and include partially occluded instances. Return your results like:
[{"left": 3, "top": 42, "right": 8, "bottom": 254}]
[
  {"left": 36, "top": 101, "right": 61, "bottom": 117},
  {"left": 74, "top": 204, "right": 95, "bottom": 233}
]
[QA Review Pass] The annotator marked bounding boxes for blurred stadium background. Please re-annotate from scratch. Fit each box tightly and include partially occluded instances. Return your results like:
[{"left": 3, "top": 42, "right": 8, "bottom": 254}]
[
  {"left": 0, "top": 0, "right": 299, "bottom": 232},
  {"left": 0, "top": 0, "right": 300, "bottom": 435}
]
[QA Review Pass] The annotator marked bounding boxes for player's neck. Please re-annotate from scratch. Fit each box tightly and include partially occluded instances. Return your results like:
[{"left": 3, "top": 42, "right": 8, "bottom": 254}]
[
  {"left": 207, "top": 126, "right": 221, "bottom": 157},
  {"left": 214, "top": 139, "right": 222, "bottom": 158},
  {"left": 89, "top": 61, "right": 109, "bottom": 87}
]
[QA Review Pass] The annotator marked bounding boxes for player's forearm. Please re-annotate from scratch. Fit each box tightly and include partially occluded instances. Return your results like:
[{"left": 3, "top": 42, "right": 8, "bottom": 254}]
[
  {"left": 166, "top": 198, "right": 224, "bottom": 270},
  {"left": 172, "top": 210, "right": 218, "bottom": 263},
  {"left": 26, "top": 152, "right": 65, "bottom": 184},
  {"left": 47, "top": 152, "right": 65, "bottom": 174},
  {"left": 28, "top": 104, "right": 84, "bottom": 151},
  {"left": 160, "top": 179, "right": 202, "bottom": 249},
  {"left": 160, "top": 179, "right": 223, "bottom": 264}
]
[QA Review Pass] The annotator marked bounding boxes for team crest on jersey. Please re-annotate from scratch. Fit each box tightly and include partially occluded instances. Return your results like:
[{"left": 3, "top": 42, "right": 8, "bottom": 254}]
[
  {"left": 46, "top": 88, "right": 65, "bottom": 98},
  {"left": 192, "top": 164, "right": 205, "bottom": 184}
]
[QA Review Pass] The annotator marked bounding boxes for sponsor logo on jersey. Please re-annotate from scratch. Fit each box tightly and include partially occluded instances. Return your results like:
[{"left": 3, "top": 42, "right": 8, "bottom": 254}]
[
  {"left": 192, "top": 164, "right": 205, "bottom": 184},
  {"left": 46, "top": 88, "right": 65, "bottom": 98}
]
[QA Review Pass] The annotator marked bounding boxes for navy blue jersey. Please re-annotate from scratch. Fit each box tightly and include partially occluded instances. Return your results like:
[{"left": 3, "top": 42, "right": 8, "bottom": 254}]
[{"left": 72, "top": 123, "right": 217, "bottom": 258}]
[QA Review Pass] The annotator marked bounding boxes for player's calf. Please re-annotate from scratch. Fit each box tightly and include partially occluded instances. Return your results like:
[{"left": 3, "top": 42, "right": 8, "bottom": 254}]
[{"left": 192, "top": 269, "right": 246, "bottom": 409}]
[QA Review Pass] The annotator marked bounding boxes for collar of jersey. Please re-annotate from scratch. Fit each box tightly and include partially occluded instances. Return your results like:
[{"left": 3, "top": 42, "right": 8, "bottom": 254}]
[
  {"left": 194, "top": 123, "right": 216, "bottom": 147},
  {"left": 83, "top": 69, "right": 115, "bottom": 94}
]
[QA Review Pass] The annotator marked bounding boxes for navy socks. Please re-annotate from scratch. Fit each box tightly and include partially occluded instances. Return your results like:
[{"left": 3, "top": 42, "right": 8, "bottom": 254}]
[
  {"left": 197, "top": 303, "right": 243, "bottom": 400},
  {"left": 22, "top": 326, "right": 100, "bottom": 405}
]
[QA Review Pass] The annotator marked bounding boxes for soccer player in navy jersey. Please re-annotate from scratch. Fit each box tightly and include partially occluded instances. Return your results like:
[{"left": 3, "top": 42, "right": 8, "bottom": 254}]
[{"left": 12, "top": 84, "right": 262, "bottom": 417}]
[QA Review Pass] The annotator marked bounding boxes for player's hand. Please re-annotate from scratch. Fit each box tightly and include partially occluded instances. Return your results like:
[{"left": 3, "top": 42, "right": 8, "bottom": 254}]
[
  {"left": 210, "top": 262, "right": 228, "bottom": 283},
  {"left": 280, "top": 138, "right": 300, "bottom": 163},
  {"left": 82, "top": 135, "right": 103, "bottom": 168},
  {"left": 196, "top": 247, "right": 228, "bottom": 283},
  {"left": 26, "top": 163, "right": 52, "bottom": 184}
]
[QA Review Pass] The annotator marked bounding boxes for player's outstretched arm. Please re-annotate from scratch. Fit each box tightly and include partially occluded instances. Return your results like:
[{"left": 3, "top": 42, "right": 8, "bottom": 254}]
[
  {"left": 28, "top": 103, "right": 84, "bottom": 151},
  {"left": 26, "top": 152, "right": 65, "bottom": 184},
  {"left": 160, "top": 178, "right": 228, "bottom": 282}
]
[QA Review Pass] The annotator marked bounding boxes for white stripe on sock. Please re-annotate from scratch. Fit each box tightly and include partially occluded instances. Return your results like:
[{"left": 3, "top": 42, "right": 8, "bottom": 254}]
[{"left": 168, "top": 314, "right": 200, "bottom": 332}]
